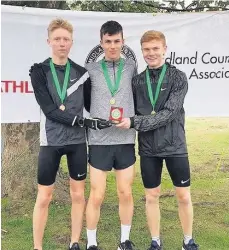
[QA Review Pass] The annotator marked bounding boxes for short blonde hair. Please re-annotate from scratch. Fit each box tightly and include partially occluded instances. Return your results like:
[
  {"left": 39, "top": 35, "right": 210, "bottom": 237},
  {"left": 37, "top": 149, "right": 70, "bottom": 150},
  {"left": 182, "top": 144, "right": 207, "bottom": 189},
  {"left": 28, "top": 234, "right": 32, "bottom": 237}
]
[
  {"left": 140, "top": 30, "right": 166, "bottom": 46},
  {"left": 47, "top": 18, "right": 73, "bottom": 36}
]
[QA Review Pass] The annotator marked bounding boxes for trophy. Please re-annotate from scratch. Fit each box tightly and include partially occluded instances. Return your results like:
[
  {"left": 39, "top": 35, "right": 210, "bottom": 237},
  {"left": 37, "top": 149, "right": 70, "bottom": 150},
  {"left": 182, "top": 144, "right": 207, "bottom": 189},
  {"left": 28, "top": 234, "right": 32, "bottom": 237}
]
[{"left": 109, "top": 106, "right": 123, "bottom": 124}]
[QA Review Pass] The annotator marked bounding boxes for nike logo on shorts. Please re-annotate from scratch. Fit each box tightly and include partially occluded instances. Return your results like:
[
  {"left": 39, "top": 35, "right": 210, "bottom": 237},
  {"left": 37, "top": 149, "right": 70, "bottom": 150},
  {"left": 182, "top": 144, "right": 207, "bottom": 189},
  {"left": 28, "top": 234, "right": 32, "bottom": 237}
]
[
  {"left": 77, "top": 173, "right": 86, "bottom": 178},
  {"left": 181, "top": 178, "right": 190, "bottom": 184}
]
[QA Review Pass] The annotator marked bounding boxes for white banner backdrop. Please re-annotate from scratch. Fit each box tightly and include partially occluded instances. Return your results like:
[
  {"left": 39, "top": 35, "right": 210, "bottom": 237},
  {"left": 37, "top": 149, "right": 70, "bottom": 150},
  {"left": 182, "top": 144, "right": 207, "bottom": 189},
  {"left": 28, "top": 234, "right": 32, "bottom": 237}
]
[{"left": 1, "top": 5, "right": 229, "bottom": 123}]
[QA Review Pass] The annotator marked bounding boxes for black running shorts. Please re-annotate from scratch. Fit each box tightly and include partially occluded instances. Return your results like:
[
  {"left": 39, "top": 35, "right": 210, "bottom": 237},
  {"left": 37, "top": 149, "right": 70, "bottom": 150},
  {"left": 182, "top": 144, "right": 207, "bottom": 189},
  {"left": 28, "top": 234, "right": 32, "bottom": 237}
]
[
  {"left": 140, "top": 156, "right": 191, "bottom": 188},
  {"left": 88, "top": 144, "right": 136, "bottom": 171},
  {"left": 38, "top": 144, "right": 87, "bottom": 185}
]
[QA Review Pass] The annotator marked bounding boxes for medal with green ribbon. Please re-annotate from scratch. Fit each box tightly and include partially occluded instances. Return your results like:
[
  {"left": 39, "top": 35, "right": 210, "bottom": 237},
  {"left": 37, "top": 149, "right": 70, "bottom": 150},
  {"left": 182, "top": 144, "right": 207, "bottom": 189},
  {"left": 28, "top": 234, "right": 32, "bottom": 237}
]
[
  {"left": 101, "top": 58, "right": 124, "bottom": 105},
  {"left": 50, "top": 59, "right": 71, "bottom": 111},
  {"left": 145, "top": 64, "right": 167, "bottom": 115}
]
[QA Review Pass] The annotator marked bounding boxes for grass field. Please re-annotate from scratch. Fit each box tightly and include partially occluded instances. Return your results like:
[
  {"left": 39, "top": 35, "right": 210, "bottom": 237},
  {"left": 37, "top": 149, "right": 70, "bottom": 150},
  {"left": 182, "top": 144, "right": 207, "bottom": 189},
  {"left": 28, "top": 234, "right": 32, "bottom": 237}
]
[{"left": 2, "top": 118, "right": 229, "bottom": 250}]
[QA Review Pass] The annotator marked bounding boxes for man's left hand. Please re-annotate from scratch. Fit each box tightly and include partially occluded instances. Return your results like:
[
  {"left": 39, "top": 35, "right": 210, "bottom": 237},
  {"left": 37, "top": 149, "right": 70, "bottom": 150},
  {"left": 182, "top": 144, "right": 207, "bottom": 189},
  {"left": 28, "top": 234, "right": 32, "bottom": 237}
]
[{"left": 116, "top": 118, "right": 131, "bottom": 129}]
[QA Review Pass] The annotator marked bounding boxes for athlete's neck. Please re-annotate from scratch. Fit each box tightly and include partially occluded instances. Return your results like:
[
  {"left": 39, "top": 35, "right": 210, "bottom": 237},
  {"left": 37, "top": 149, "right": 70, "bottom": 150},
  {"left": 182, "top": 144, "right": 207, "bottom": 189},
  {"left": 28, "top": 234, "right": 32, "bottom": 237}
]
[
  {"left": 104, "top": 56, "right": 121, "bottom": 62},
  {"left": 148, "top": 61, "right": 165, "bottom": 69},
  {"left": 51, "top": 55, "right": 68, "bottom": 65}
]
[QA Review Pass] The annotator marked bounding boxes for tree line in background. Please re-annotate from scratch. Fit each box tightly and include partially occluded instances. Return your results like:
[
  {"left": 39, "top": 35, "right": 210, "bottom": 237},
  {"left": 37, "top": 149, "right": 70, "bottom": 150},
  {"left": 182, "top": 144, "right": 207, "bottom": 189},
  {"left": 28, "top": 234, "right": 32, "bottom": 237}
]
[{"left": 2, "top": 0, "right": 229, "bottom": 12}]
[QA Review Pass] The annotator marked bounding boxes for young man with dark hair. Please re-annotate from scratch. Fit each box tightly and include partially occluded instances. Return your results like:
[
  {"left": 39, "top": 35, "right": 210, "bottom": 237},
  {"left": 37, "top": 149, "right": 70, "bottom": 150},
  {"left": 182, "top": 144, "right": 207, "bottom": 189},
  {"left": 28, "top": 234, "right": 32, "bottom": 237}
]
[
  {"left": 30, "top": 18, "right": 111, "bottom": 250},
  {"left": 117, "top": 30, "right": 199, "bottom": 250},
  {"left": 84, "top": 21, "right": 137, "bottom": 250}
]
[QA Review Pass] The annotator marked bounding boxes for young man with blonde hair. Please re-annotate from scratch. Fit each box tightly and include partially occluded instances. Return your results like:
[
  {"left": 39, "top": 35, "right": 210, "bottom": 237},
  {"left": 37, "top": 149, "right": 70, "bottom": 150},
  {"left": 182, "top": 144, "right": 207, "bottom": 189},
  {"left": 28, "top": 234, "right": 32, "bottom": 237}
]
[
  {"left": 117, "top": 30, "right": 199, "bottom": 250},
  {"left": 30, "top": 18, "right": 111, "bottom": 250}
]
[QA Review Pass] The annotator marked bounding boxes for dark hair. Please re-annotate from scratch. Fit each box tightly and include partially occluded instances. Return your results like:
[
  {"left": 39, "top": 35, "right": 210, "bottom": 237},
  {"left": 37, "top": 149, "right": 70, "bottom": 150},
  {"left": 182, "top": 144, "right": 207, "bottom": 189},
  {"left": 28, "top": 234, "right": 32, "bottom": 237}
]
[{"left": 100, "top": 21, "right": 123, "bottom": 39}]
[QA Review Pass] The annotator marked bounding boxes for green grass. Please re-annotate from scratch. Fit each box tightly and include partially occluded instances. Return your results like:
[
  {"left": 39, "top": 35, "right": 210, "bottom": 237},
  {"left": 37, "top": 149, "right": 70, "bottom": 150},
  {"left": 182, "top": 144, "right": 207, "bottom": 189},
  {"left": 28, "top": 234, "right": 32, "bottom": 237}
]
[{"left": 2, "top": 118, "right": 229, "bottom": 250}]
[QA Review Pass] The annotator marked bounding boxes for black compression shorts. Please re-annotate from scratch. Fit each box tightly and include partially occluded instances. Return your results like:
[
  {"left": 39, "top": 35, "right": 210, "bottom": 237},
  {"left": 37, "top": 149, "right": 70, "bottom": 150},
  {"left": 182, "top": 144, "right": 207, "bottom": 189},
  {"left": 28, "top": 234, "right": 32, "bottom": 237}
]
[
  {"left": 37, "top": 144, "right": 87, "bottom": 185},
  {"left": 140, "top": 156, "right": 191, "bottom": 188}
]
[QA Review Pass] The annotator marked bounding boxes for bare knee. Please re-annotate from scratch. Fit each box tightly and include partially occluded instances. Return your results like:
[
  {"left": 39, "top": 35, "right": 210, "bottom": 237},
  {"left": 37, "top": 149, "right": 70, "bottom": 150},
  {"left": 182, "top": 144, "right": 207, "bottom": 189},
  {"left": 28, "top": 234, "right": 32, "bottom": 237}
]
[
  {"left": 36, "top": 192, "right": 52, "bottom": 209},
  {"left": 145, "top": 188, "right": 161, "bottom": 205},
  {"left": 70, "top": 190, "right": 85, "bottom": 204},
  {"left": 90, "top": 188, "right": 105, "bottom": 208},
  {"left": 176, "top": 190, "right": 192, "bottom": 205},
  {"left": 117, "top": 187, "right": 132, "bottom": 202}
]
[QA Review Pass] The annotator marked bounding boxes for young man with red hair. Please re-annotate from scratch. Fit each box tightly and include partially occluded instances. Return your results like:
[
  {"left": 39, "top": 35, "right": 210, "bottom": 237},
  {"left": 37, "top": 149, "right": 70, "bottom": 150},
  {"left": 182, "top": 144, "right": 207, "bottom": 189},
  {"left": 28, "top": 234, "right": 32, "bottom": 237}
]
[{"left": 117, "top": 30, "right": 199, "bottom": 250}]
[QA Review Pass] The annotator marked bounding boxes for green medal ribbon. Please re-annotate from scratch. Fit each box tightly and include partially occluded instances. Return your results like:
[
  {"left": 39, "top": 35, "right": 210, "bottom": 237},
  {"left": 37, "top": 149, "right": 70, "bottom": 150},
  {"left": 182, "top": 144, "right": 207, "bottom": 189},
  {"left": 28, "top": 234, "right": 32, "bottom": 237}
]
[
  {"left": 145, "top": 64, "right": 167, "bottom": 113},
  {"left": 101, "top": 58, "right": 124, "bottom": 97},
  {"left": 50, "top": 59, "right": 71, "bottom": 103}
]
